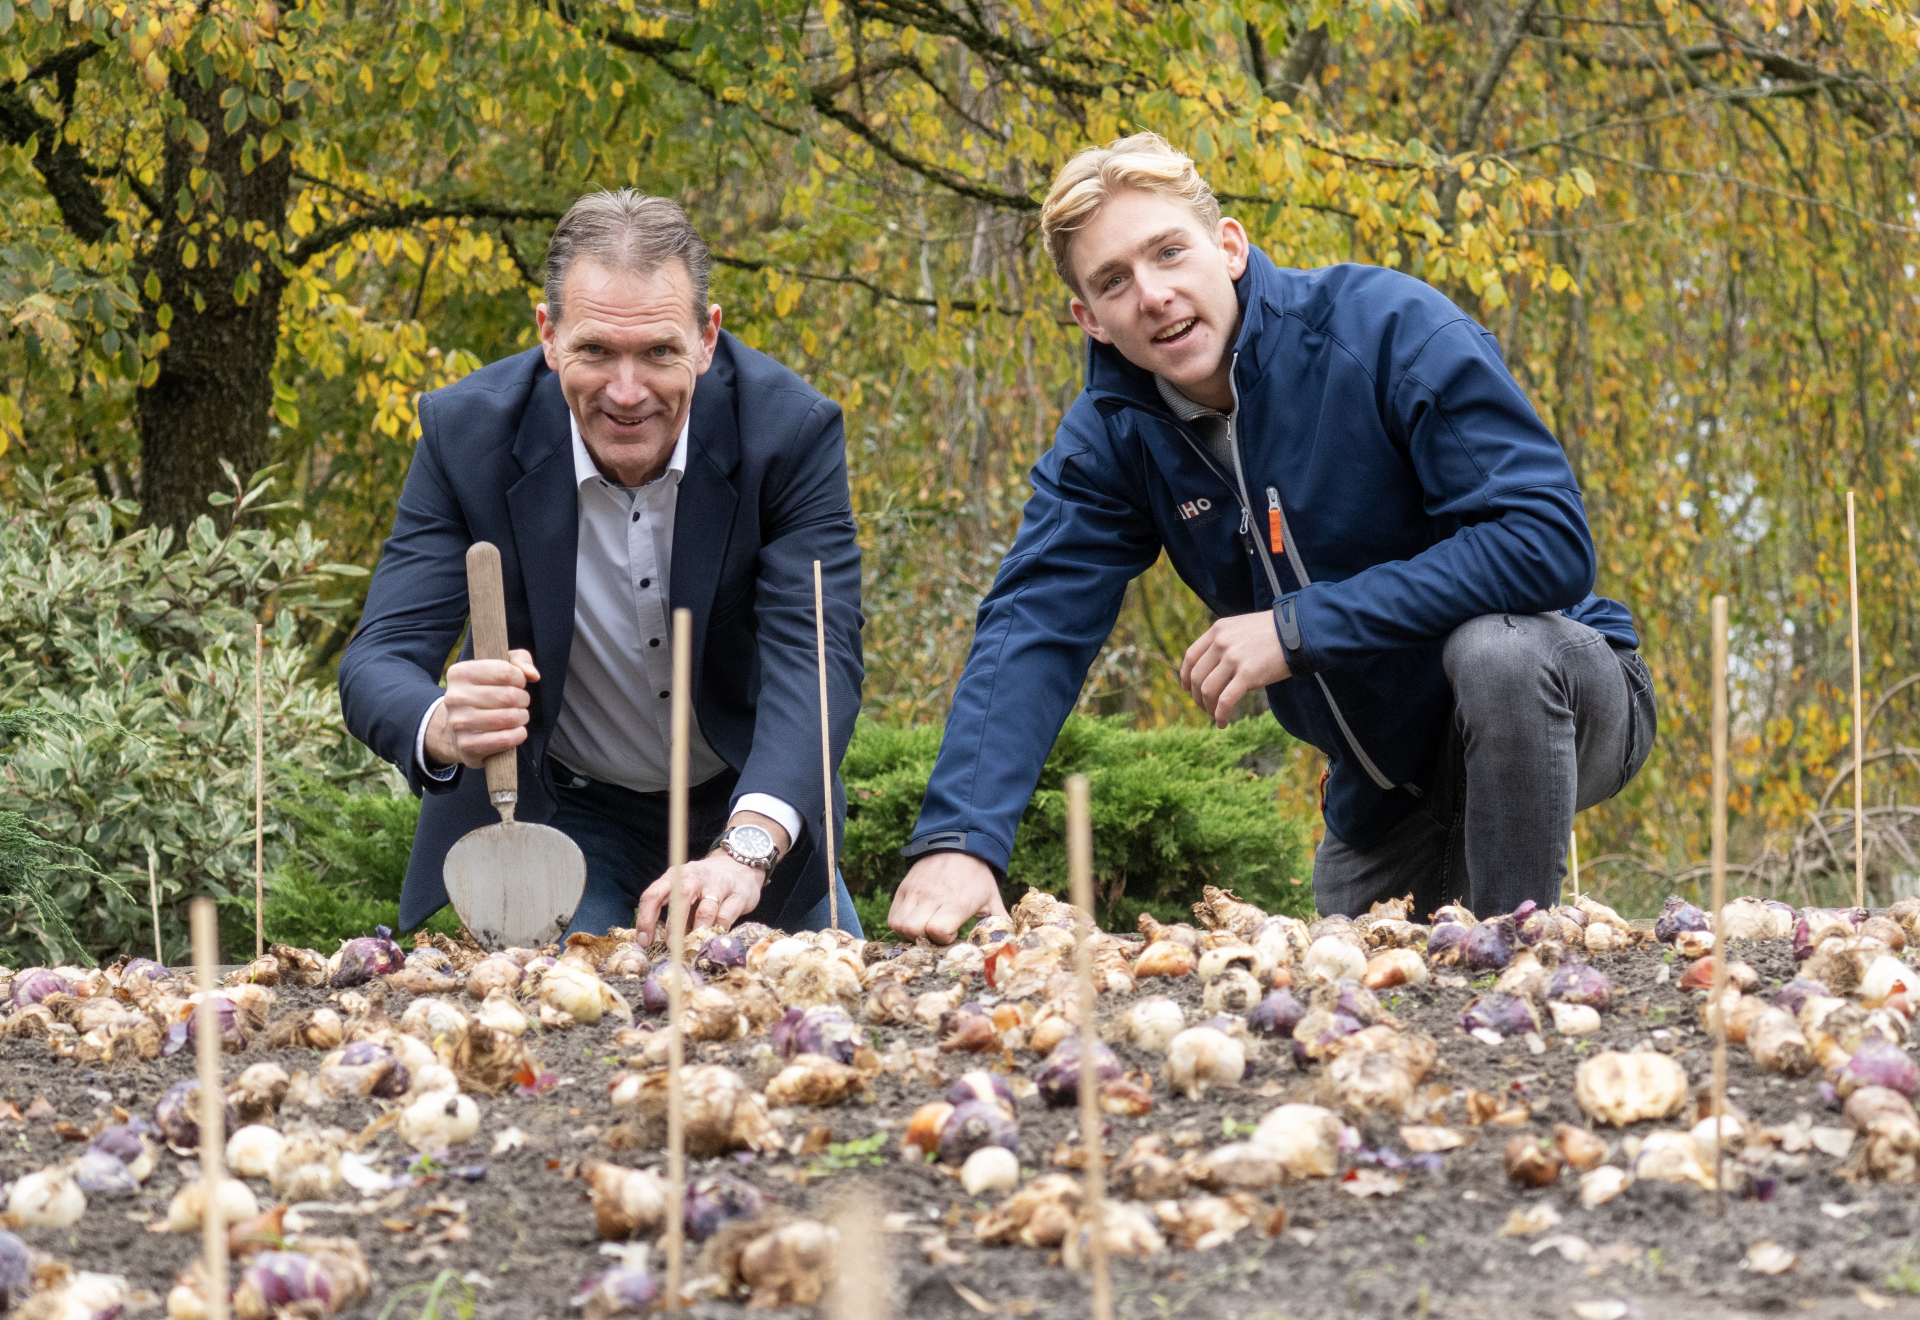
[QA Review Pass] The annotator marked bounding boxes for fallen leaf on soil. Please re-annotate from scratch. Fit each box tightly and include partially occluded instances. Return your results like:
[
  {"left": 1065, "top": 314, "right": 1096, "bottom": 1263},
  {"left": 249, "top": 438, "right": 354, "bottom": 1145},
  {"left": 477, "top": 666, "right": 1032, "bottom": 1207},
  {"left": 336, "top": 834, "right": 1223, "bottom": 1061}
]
[
  {"left": 491, "top": 1127, "right": 525, "bottom": 1155},
  {"left": 0, "top": 1101, "right": 19, "bottom": 1123},
  {"left": 1337, "top": 1169, "right": 1404, "bottom": 1197},
  {"left": 921, "top": 1233, "right": 967, "bottom": 1267},
  {"left": 1529, "top": 1234, "right": 1592, "bottom": 1263},
  {"left": 1400, "top": 1125, "right": 1465, "bottom": 1153},
  {"left": 24, "top": 1096, "right": 55, "bottom": 1120},
  {"left": 1857, "top": 1288, "right": 1896, "bottom": 1310},
  {"left": 1743, "top": 1241, "right": 1796, "bottom": 1275},
  {"left": 513, "top": 1063, "right": 561, "bottom": 1096},
  {"left": 1809, "top": 1125, "right": 1855, "bottom": 1158},
  {"left": 1569, "top": 1303, "right": 1627, "bottom": 1320},
  {"left": 949, "top": 1279, "right": 1036, "bottom": 1315},
  {"left": 1499, "top": 1204, "right": 1563, "bottom": 1236},
  {"left": 1591, "top": 1241, "right": 1642, "bottom": 1265}
]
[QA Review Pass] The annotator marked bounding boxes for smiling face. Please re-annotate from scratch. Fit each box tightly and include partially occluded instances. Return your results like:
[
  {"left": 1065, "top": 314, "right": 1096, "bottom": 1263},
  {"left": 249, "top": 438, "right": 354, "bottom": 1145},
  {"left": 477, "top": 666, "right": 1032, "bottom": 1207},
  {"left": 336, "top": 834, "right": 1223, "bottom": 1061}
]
[
  {"left": 537, "top": 258, "right": 721, "bottom": 486},
  {"left": 1066, "top": 189, "right": 1249, "bottom": 410}
]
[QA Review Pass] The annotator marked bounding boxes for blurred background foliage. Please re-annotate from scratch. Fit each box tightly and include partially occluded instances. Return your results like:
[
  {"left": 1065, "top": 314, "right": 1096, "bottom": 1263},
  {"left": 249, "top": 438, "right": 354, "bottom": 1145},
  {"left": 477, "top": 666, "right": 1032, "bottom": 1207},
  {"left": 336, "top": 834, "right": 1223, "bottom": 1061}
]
[{"left": 2, "top": 0, "right": 1918, "bottom": 957}]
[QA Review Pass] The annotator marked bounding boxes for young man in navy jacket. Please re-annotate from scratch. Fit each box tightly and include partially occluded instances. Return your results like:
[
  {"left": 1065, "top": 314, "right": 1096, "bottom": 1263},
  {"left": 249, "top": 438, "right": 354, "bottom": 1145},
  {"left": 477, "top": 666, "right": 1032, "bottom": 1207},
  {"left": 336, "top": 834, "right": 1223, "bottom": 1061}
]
[{"left": 889, "top": 134, "right": 1656, "bottom": 940}]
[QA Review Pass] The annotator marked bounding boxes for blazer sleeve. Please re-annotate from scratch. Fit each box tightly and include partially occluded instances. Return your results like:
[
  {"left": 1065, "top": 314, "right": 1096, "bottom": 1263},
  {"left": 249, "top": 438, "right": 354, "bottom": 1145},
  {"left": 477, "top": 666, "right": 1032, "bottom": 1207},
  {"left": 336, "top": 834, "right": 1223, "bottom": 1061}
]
[
  {"left": 337, "top": 394, "right": 475, "bottom": 796},
  {"left": 905, "top": 426, "right": 1162, "bottom": 875},
  {"left": 730, "top": 395, "right": 865, "bottom": 819}
]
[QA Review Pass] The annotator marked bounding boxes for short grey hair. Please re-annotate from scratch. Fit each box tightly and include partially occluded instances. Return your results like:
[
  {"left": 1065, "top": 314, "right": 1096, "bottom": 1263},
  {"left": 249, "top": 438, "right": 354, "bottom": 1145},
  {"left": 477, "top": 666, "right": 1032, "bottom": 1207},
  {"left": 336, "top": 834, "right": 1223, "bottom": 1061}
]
[{"left": 543, "top": 190, "right": 712, "bottom": 328}]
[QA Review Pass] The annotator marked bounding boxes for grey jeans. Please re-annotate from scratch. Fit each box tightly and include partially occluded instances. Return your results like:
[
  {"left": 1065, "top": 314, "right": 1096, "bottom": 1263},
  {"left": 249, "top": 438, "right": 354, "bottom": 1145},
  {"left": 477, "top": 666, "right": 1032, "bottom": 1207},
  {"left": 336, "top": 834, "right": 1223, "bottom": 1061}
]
[{"left": 1313, "top": 612, "right": 1657, "bottom": 920}]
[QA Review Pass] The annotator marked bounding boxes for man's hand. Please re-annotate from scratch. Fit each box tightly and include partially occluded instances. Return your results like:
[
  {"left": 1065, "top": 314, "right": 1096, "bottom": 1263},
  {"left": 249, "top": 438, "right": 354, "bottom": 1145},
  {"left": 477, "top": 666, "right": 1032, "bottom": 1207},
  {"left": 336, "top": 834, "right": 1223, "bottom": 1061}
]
[
  {"left": 633, "top": 812, "right": 788, "bottom": 944},
  {"left": 888, "top": 853, "right": 1007, "bottom": 944},
  {"left": 635, "top": 853, "right": 766, "bottom": 945},
  {"left": 425, "top": 649, "right": 541, "bottom": 769},
  {"left": 1180, "top": 611, "right": 1291, "bottom": 727}
]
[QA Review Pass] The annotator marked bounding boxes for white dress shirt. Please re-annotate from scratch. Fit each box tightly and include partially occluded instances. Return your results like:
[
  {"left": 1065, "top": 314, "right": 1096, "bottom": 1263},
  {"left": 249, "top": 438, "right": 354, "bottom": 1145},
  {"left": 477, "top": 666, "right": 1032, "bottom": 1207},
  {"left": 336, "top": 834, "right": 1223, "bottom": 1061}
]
[{"left": 415, "top": 412, "right": 801, "bottom": 847}]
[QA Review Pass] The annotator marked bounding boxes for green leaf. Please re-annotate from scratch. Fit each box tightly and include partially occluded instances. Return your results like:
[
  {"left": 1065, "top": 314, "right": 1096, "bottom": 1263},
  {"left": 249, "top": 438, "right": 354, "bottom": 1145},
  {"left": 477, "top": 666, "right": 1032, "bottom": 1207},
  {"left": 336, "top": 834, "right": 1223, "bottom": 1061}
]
[
  {"left": 0, "top": 2, "right": 14, "bottom": 35},
  {"left": 224, "top": 103, "right": 247, "bottom": 135},
  {"left": 205, "top": 492, "right": 235, "bottom": 506}
]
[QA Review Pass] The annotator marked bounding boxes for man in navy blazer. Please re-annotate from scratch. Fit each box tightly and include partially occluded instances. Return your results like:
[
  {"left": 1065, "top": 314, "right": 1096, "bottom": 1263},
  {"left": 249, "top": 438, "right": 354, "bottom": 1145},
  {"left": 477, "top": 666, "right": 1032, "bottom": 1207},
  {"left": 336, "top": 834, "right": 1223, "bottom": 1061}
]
[{"left": 340, "top": 190, "right": 864, "bottom": 941}]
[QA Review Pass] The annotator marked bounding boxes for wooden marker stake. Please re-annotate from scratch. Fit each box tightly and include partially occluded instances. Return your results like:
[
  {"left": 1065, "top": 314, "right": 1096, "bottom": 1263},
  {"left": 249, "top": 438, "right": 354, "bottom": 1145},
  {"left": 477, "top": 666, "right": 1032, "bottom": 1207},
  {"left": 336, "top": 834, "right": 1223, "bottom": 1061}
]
[
  {"left": 1065, "top": 774, "right": 1111, "bottom": 1320},
  {"left": 192, "top": 897, "right": 228, "bottom": 1320},
  {"left": 1709, "top": 595, "right": 1730, "bottom": 1216},
  {"left": 1848, "top": 491, "right": 1865, "bottom": 908},
  {"left": 665, "top": 607, "right": 691, "bottom": 1312},
  {"left": 1569, "top": 830, "right": 1581, "bottom": 902},
  {"left": 253, "top": 623, "right": 265, "bottom": 960},
  {"left": 827, "top": 1192, "right": 885, "bottom": 1320},
  {"left": 148, "top": 845, "right": 164, "bottom": 965},
  {"left": 813, "top": 560, "right": 838, "bottom": 931}
]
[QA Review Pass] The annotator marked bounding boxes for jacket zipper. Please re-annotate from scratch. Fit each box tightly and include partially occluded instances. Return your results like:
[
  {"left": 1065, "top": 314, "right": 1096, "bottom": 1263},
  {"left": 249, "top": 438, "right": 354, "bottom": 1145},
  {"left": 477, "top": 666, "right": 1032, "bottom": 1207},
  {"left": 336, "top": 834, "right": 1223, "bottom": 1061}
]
[{"left": 1217, "top": 356, "right": 1400, "bottom": 794}]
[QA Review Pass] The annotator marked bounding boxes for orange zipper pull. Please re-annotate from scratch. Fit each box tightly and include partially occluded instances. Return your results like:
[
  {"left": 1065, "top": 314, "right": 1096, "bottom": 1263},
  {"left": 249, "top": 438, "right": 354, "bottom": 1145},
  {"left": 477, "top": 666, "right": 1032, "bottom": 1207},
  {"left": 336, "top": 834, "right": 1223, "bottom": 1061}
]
[{"left": 1266, "top": 487, "right": 1285, "bottom": 556}]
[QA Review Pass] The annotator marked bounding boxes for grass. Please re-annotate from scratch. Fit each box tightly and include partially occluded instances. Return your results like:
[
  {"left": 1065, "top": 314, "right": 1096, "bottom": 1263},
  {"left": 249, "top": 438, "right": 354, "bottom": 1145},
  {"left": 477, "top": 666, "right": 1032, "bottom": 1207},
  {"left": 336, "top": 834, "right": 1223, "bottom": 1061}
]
[
  {"left": 1886, "top": 1250, "right": 1920, "bottom": 1295},
  {"left": 377, "top": 1270, "right": 477, "bottom": 1320},
  {"left": 804, "top": 1131, "right": 890, "bottom": 1175}
]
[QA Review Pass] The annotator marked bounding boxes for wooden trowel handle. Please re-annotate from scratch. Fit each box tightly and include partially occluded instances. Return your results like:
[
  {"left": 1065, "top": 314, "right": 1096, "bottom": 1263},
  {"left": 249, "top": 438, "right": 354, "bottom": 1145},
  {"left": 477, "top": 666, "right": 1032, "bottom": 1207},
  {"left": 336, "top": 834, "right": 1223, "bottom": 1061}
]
[{"left": 466, "top": 541, "right": 518, "bottom": 824}]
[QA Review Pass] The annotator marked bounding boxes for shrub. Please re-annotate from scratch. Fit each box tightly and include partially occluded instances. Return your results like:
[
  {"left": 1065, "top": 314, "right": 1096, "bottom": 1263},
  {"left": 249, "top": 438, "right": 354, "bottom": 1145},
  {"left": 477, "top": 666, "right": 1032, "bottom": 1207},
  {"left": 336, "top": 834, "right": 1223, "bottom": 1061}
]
[
  {"left": 841, "top": 714, "right": 1315, "bottom": 927},
  {"left": 262, "top": 771, "right": 459, "bottom": 951},
  {"left": 0, "top": 469, "right": 386, "bottom": 964}
]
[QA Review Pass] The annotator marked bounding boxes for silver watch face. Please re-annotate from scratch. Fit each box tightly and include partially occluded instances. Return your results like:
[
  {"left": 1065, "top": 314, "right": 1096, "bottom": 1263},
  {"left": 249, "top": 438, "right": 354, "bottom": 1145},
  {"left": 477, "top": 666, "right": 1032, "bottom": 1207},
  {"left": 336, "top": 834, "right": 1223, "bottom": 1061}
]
[{"left": 725, "top": 824, "right": 776, "bottom": 864}]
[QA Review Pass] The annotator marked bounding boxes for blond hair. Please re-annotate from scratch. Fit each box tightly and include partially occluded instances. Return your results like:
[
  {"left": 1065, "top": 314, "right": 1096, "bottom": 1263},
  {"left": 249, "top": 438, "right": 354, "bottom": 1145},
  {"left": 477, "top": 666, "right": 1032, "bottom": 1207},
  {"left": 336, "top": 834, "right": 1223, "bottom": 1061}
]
[{"left": 1039, "top": 133, "right": 1222, "bottom": 294}]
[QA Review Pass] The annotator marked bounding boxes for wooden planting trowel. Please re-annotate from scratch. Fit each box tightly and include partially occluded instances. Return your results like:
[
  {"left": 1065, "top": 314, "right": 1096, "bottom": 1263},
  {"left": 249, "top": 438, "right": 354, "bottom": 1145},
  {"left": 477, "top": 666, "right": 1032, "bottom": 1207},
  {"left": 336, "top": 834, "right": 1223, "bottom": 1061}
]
[{"left": 443, "top": 541, "right": 587, "bottom": 950}]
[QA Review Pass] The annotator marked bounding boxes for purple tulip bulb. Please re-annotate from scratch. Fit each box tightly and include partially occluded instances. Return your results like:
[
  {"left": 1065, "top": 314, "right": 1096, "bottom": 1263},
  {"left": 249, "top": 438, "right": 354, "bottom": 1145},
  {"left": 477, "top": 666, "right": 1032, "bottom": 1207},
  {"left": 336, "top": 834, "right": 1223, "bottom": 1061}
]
[
  {"left": 695, "top": 935, "right": 748, "bottom": 974},
  {"left": 947, "top": 1071, "right": 1016, "bottom": 1109},
  {"left": 154, "top": 1079, "right": 203, "bottom": 1154},
  {"left": 119, "top": 957, "right": 172, "bottom": 983},
  {"left": 1458, "top": 992, "right": 1540, "bottom": 1036},
  {"left": 937, "top": 1098, "right": 1019, "bottom": 1164},
  {"left": 1425, "top": 923, "right": 1471, "bottom": 965},
  {"left": 337, "top": 1040, "right": 409, "bottom": 1099},
  {"left": 73, "top": 1150, "right": 139, "bottom": 1196},
  {"left": 1463, "top": 919, "right": 1517, "bottom": 972},
  {"left": 1247, "top": 987, "right": 1308, "bottom": 1038},
  {"left": 1518, "top": 907, "right": 1559, "bottom": 946},
  {"left": 1654, "top": 895, "right": 1709, "bottom": 943},
  {"left": 330, "top": 927, "right": 406, "bottom": 987},
  {"left": 641, "top": 963, "right": 703, "bottom": 1015},
  {"left": 1773, "top": 977, "right": 1830, "bottom": 1015},
  {"left": 1036, "top": 1036, "right": 1121, "bottom": 1108},
  {"left": 236, "top": 1253, "right": 334, "bottom": 1315},
  {"left": 11, "top": 968, "right": 69, "bottom": 1006},
  {"left": 575, "top": 1268, "right": 659, "bottom": 1315},
  {"left": 0, "top": 1230, "right": 31, "bottom": 1311},
  {"left": 89, "top": 1123, "right": 155, "bottom": 1170},
  {"left": 1837, "top": 1038, "right": 1920, "bottom": 1100},
  {"left": 683, "top": 1174, "right": 767, "bottom": 1241},
  {"left": 1545, "top": 959, "right": 1612, "bottom": 1010}
]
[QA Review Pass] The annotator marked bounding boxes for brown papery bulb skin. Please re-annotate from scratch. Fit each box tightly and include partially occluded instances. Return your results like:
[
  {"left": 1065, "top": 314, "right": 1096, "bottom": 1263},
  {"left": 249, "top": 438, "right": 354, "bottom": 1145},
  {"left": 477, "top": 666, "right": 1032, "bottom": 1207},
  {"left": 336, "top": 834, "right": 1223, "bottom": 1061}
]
[{"left": 1503, "top": 1135, "right": 1564, "bottom": 1188}]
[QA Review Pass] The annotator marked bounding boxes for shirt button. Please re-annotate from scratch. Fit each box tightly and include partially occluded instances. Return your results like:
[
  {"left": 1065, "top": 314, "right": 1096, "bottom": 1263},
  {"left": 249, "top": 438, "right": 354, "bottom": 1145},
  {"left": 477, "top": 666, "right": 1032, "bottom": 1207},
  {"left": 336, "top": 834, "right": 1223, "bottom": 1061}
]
[
  {"left": 640, "top": 577, "right": 651, "bottom": 589},
  {"left": 631, "top": 512, "right": 640, "bottom": 523},
  {"left": 649, "top": 638, "right": 660, "bottom": 647}
]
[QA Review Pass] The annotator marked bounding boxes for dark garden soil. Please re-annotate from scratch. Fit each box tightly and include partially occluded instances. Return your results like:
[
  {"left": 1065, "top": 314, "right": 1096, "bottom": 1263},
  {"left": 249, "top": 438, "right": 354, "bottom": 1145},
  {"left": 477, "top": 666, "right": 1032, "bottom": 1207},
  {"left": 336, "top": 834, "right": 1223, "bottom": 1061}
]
[{"left": 7, "top": 928, "right": 1920, "bottom": 1320}]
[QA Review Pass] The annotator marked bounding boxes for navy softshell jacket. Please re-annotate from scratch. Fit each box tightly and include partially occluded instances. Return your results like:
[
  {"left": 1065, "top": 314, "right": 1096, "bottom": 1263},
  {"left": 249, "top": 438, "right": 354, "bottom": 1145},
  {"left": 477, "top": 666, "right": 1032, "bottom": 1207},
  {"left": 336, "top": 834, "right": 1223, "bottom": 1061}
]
[
  {"left": 906, "top": 248, "right": 1636, "bottom": 870},
  {"left": 339, "top": 337, "right": 864, "bottom": 930}
]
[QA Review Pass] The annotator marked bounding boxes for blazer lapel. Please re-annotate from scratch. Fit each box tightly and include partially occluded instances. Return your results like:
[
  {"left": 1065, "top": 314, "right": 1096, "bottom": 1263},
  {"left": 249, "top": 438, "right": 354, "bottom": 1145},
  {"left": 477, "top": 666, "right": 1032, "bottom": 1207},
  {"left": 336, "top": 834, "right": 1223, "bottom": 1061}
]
[
  {"left": 505, "top": 368, "right": 579, "bottom": 735},
  {"left": 673, "top": 350, "right": 742, "bottom": 682}
]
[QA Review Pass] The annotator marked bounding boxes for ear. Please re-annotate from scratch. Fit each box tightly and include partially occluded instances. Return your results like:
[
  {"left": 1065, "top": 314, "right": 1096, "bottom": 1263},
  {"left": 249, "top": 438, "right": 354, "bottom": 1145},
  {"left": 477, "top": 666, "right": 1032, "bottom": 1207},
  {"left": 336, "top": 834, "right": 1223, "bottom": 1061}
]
[
  {"left": 1069, "top": 295, "right": 1114, "bottom": 345},
  {"left": 1218, "top": 218, "right": 1251, "bottom": 281},
  {"left": 696, "top": 303, "right": 722, "bottom": 375},
  {"left": 536, "top": 305, "right": 561, "bottom": 372}
]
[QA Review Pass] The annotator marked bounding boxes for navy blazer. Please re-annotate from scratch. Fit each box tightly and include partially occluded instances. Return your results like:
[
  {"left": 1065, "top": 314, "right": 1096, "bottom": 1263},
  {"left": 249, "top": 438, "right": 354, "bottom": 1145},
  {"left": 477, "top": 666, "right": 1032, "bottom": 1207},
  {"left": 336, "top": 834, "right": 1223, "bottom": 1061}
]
[{"left": 339, "top": 336, "right": 864, "bottom": 930}]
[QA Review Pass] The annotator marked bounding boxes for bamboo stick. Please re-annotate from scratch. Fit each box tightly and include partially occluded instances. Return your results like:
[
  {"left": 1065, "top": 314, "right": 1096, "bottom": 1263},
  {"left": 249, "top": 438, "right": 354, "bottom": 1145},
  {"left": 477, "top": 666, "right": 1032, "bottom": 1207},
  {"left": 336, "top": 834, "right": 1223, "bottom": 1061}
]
[
  {"left": 254, "top": 623, "right": 265, "bottom": 960},
  {"left": 827, "top": 1193, "right": 884, "bottom": 1320},
  {"left": 813, "top": 560, "right": 838, "bottom": 931},
  {"left": 148, "top": 845, "right": 163, "bottom": 965},
  {"left": 192, "top": 897, "right": 228, "bottom": 1320},
  {"left": 1848, "top": 491, "right": 1865, "bottom": 908},
  {"left": 1569, "top": 829, "right": 1581, "bottom": 902},
  {"left": 665, "top": 607, "right": 691, "bottom": 1311},
  {"left": 1709, "top": 594, "right": 1729, "bottom": 1217},
  {"left": 1066, "top": 774, "right": 1111, "bottom": 1320}
]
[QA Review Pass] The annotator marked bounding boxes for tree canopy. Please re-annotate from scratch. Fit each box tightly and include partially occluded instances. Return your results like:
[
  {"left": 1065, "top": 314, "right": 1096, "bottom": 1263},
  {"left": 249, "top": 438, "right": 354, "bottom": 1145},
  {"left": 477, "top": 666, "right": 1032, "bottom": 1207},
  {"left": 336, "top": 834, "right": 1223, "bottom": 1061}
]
[{"left": 3, "top": 0, "right": 1917, "bottom": 902}]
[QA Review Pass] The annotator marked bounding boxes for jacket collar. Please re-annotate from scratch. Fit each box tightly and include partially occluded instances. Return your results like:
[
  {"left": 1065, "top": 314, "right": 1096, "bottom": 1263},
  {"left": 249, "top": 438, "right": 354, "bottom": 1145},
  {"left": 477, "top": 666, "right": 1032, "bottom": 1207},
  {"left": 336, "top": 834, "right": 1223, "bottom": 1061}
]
[{"left": 1084, "top": 245, "right": 1280, "bottom": 418}]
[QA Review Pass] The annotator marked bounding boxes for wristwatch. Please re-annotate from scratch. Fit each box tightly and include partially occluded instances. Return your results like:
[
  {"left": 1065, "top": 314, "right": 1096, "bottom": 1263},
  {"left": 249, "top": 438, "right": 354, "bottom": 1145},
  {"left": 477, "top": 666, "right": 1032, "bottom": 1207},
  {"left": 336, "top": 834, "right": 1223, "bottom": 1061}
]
[{"left": 715, "top": 823, "right": 779, "bottom": 872}]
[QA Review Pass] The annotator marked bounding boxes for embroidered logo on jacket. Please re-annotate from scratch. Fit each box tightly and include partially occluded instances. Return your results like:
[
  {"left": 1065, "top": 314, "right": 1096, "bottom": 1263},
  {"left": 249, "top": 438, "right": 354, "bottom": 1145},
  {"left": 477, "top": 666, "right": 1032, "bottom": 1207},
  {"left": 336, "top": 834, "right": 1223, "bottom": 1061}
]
[{"left": 1175, "top": 496, "right": 1224, "bottom": 526}]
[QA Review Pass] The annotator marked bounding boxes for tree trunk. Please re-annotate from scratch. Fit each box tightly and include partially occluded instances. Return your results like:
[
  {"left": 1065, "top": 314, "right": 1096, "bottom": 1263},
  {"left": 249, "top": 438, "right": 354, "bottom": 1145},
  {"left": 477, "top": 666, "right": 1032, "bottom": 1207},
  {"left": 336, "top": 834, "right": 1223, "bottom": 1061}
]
[{"left": 136, "top": 72, "right": 292, "bottom": 538}]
